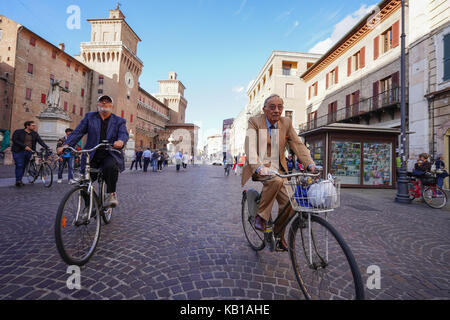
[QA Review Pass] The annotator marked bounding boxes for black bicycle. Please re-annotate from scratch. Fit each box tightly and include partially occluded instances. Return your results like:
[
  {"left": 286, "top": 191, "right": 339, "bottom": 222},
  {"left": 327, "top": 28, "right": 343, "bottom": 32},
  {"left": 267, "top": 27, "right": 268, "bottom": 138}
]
[
  {"left": 54, "top": 142, "right": 119, "bottom": 266},
  {"left": 242, "top": 170, "right": 365, "bottom": 300},
  {"left": 24, "top": 148, "right": 53, "bottom": 188}
]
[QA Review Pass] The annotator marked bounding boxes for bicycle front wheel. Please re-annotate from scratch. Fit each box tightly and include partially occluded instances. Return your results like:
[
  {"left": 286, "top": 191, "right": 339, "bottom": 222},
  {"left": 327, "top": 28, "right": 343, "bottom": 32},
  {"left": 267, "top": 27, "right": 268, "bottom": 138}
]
[
  {"left": 25, "top": 160, "right": 38, "bottom": 184},
  {"left": 288, "top": 214, "right": 365, "bottom": 300},
  {"left": 423, "top": 186, "right": 447, "bottom": 209},
  {"left": 100, "top": 180, "right": 112, "bottom": 225},
  {"left": 41, "top": 163, "right": 53, "bottom": 188},
  {"left": 55, "top": 187, "right": 101, "bottom": 266},
  {"left": 241, "top": 193, "right": 265, "bottom": 251}
]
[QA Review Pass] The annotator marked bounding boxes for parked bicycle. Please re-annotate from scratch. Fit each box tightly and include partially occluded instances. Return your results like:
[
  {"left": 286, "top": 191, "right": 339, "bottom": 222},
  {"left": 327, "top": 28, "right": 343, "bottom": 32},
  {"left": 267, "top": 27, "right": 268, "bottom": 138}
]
[
  {"left": 24, "top": 148, "right": 53, "bottom": 188},
  {"left": 242, "top": 169, "right": 365, "bottom": 300},
  {"left": 408, "top": 172, "right": 447, "bottom": 209},
  {"left": 54, "top": 142, "right": 119, "bottom": 266}
]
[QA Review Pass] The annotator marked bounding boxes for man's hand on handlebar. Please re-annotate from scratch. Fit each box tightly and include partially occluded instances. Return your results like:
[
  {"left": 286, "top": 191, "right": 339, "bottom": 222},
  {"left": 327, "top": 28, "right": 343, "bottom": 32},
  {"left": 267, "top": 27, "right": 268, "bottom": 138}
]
[
  {"left": 113, "top": 140, "right": 124, "bottom": 150},
  {"left": 57, "top": 145, "right": 69, "bottom": 155}
]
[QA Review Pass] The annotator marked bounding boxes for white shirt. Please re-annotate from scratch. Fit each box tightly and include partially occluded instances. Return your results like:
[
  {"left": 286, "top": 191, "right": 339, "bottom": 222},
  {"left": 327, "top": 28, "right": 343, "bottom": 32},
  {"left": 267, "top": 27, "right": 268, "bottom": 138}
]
[{"left": 143, "top": 150, "right": 152, "bottom": 158}]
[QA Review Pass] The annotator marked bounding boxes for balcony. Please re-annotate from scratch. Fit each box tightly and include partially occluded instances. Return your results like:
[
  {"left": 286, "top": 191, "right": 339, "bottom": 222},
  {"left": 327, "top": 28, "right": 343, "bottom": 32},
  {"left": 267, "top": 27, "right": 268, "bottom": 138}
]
[
  {"left": 137, "top": 100, "right": 170, "bottom": 121},
  {"left": 300, "top": 87, "right": 407, "bottom": 132}
]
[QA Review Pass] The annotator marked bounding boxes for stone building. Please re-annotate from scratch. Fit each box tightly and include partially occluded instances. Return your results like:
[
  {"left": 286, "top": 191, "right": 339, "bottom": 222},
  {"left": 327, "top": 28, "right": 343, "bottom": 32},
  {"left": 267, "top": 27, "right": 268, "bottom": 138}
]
[
  {"left": 247, "top": 50, "right": 321, "bottom": 129},
  {"left": 229, "top": 105, "right": 249, "bottom": 158},
  {"left": 154, "top": 72, "right": 187, "bottom": 124},
  {"left": 408, "top": 0, "right": 449, "bottom": 188}
]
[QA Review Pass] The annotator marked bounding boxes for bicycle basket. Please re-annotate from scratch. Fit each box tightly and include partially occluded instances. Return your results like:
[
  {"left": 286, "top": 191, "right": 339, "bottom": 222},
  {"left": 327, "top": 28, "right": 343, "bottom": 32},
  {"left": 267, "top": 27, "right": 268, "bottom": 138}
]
[
  {"left": 420, "top": 174, "right": 436, "bottom": 186},
  {"left": 284, "top": 174, "right": 341, "bottom": 213}
]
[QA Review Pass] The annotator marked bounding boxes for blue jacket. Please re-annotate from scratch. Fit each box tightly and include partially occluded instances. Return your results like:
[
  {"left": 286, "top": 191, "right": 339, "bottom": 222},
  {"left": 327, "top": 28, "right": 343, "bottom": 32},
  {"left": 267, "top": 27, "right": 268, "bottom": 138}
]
[{"left": 65, "top": 112, "right": 129, "bottom": 172}]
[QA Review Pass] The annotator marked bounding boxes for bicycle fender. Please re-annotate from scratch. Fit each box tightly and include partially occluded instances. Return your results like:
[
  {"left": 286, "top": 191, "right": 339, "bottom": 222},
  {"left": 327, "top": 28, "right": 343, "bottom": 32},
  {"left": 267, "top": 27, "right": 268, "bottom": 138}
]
[{"left": 246, "top": 189, "right": 260, "bottom": 218}]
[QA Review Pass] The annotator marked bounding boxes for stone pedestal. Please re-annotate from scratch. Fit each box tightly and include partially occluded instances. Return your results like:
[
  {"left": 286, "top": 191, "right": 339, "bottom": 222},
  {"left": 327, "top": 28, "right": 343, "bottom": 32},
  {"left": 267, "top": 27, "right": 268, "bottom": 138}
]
[
  {"left": 37, "top": 107, "right": 72, "bottom": 151},
  {"left": 125, "top": 130, "right": 135, "bottom": 162},
  {"left": 3, "top": 147, "right": 13, "bottom": 165},
  {"left": 166, "top": 136, "right": 175, "bottom": 164}
]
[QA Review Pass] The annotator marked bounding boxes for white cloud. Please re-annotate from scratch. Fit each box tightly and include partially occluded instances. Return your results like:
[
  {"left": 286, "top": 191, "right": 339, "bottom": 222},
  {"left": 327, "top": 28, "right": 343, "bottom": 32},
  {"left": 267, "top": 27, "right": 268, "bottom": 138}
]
[
  {"left": 275, "top": 9, "right": 294, "bottom": 22},
  {"left": 285, "top": 20, "right": 300, "bottom": 37},
  {"left": 309, "top": 4, "right": 376, "bottom": 54},
  {"left": 232, "top": 86, "right": 245, "bottom": 93},
  {"left": 234, "top": 0, "right": 247, "bottom": 15}
]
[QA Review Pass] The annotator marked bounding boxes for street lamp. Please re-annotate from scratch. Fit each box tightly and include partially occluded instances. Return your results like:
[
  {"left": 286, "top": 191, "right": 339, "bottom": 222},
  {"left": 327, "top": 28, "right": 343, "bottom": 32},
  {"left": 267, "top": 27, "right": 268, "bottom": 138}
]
[{"left": 395, "top": 0, "right": 411, "bottom": 204}]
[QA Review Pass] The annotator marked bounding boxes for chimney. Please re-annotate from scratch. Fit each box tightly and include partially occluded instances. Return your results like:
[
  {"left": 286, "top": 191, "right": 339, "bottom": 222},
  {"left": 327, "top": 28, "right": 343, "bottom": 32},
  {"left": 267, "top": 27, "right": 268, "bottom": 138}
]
[{"left": 59, "top": 43, "right": 65, "bottom": 51}]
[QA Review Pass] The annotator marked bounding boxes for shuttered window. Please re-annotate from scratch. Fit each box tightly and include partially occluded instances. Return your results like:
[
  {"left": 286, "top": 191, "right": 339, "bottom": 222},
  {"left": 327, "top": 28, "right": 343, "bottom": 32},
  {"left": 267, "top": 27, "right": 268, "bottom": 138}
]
[{"left": 444, "top": 33, "right": 450, "bottom": 81}]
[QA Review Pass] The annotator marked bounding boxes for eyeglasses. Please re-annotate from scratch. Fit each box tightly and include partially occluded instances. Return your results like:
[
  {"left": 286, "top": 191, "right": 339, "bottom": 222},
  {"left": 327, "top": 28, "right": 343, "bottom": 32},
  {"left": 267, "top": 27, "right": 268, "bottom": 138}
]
[
  {"left": 266, "top": 105, "right": 284, "bottom": 111},
  {"left": 98, "top": 101, "right": 112, "bottom": 105}
]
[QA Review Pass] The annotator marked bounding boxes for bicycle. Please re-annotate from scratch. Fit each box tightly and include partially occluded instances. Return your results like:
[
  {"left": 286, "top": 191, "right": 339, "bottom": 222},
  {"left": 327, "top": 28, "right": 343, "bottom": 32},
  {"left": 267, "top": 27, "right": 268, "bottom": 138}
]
[
  {"left": 224, "top": 163, "right": 232, "bottom": 176},
  {"left": 24, "top": 148, "right": 53, "bottom": 188},
  {"left": 242, "top": 169, "right": 365, "bottom": 300},
  {"left": 46, "top": 152, "right": 60, "bottom": 172},
  {"left": 54, "top": 142, "right": 120, "bottom": 266},
  {"left": 408, "top": 172, "right": 447, "bottom": 209}
]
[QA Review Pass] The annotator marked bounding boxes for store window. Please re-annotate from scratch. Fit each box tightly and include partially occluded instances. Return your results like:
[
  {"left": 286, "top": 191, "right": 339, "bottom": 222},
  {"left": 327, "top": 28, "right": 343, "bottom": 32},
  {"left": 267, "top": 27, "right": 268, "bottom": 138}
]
[
  {"left": 331, "top": 141, "right": 361, "bottom": 185},
  {"left": 309, "top": 139, "right": 325, "bottom": 168},
  {"left": 363, "top": 142, "right": 392, "bottom": 186}
]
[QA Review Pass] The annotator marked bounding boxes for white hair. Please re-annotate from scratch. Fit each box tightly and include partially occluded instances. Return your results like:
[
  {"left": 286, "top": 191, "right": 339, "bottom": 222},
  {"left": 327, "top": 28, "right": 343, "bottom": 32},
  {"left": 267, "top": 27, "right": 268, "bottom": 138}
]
[{"left": 263, "top": 94, "right": 284, "bottom": 108}]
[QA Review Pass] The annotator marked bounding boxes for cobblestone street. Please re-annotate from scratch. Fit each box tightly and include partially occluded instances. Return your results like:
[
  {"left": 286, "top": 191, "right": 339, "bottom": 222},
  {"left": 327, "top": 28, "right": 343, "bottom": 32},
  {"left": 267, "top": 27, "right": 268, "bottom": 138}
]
[{"left": 0, "top": 165, "right": 449, "bottom": 300}]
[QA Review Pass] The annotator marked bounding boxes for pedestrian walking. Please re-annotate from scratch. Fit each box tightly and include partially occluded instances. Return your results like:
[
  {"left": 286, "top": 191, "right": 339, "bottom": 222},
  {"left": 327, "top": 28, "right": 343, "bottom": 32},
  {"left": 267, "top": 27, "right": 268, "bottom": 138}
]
[
  {"left": 143, "top": 148, "right": 151, "bottom": 172},
  {"left": 174, "top": 151, "right": 183, "bottom": 171},
  {"left": 151, "top": 150, "right": 159, "bottom": 172},
  {"left": 435, "top": 154, "right": 449, "bottom": 189},
  {"left": 182, "top": 153, "right": 189, "bottom": 169},
  {"left": 157, "top": 151, "right": 164, "bottom": 172},
  {"left": 237, "top": 153, "right": 246, "bottom": 176},
  {"left": 130, "top": 147, "right": 143, "bottom": 171},
  {"left": 12, "top": 121, "right": 50, "bottom": 187},
  {"left": 57, "top": 128, "right": 75, "bottom": 184},
  {"left": 286, "top": 155, "right": 294, "bottom": 174}
]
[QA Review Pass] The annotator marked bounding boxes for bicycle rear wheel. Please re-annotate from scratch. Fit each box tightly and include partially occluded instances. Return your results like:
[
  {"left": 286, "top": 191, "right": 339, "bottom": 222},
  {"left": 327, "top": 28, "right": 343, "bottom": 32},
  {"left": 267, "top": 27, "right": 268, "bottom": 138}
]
[
  {"left": 41, "top": 163, "right": 53, "bottom": 188},
  {"left": 423, "top": 186, "right": 447, "bottom": 209},
  {"left": 55, "top": 186, "right": 101, "bottom": 266},
  {"left": 100, "top": 180, "right": 112, "bottom": 225},
  {"left": 288, "top": 214, "right": 365, "bottom": 300},
  {"left": 25, "top": 160, "right": 38, "bottom": 184},
  {"left": 242, "top": 193, "right": 265, "bottom": 251}
]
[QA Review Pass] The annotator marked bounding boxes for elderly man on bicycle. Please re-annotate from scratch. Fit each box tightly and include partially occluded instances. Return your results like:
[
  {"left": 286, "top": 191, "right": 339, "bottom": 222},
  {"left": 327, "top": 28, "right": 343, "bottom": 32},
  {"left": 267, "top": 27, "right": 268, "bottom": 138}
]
[
  {"left": 57, "top": 95, "right": 129, "bottom": 208},
  {"left": 242, "top": 94, "right": 316, "bottom": 251}
]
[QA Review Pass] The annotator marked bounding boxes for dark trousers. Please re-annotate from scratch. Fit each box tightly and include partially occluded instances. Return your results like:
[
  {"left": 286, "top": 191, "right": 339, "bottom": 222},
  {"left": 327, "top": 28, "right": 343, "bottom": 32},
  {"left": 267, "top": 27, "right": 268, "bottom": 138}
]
[
  {"left": 176, "top": 164, "right": 181, "bottom": 171},
  {"left": 13, "top": 151, "right": 33, "bottom": 182},
  {"left": 58, "top": 157, "right": 74, "bottom": 180},
  {"left": 130, "top": 158, "right": 142, "bottom": 170},
  {"left": 91, "top": 155, "right": 119, "bottom": 193},
  {"left": 182, "top": 163, "right": 187, "bottom": 169},
  {"left": 143, "top": 158, "right": 151, "bottom": 172},
  {"left": 158, "top": 161, "right": 163, "bottom": 171},
  {"left": 151, "top": 159, "right": 158, "bottom": 172}
]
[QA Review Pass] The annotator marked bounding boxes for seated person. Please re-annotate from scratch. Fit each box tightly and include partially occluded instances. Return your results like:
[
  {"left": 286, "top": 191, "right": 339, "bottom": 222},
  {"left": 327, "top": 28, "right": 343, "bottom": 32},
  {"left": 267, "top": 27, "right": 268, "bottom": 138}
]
[
  {"left": 412, "top": 153, "right": 431, "bottom": 178},
  {"left": 435, "top": 154, "right": 449, "bottom": 189}
]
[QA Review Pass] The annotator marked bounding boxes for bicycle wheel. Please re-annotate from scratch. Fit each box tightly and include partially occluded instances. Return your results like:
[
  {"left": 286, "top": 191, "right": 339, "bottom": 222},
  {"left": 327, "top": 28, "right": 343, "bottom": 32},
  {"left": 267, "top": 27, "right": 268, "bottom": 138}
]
[
  {"left": 423, "top": 186, "right": 447, "bottom": 209},
  {"left": 41, "top": 163, "right": 53, "bottom": 188},
  {"left": 100, "top": 180, "right": 112, "bottom": 225},
  {"left": 25, "top": 160, "right": 38, "bottom": 184},
  {"left": 288, "top": 214, "right": 365, "bottom": 300},
  {"left": 408, "top": 182, "right": 416, "bottom": 200},
  {"left": 55, "top": 186, "right": 101, "bottom": 266},
  {"left": 241, "top": 193, "right": 265, "bottom": 251}
]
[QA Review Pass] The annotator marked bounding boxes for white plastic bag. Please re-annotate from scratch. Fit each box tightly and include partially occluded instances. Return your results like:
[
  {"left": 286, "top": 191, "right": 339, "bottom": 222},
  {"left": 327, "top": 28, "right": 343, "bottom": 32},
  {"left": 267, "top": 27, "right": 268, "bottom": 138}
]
[{"left": 307, "top": 175, "right": 338, "bottom": 209}]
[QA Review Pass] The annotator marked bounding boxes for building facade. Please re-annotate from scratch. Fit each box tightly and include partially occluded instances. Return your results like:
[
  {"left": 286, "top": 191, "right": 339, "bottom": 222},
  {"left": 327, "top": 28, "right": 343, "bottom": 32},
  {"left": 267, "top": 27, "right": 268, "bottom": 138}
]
[
  {"left": 247, "top": 50, "right": 321, "bottom": 129},
  {"left": 222, "top": 118, "right": 234, "bottom": 158},
  {"left": 229, "top": 105, "right": 249, "bottom": 157},
  {"left": 205, "top": 134, "right": 222, "bottom": 161}
]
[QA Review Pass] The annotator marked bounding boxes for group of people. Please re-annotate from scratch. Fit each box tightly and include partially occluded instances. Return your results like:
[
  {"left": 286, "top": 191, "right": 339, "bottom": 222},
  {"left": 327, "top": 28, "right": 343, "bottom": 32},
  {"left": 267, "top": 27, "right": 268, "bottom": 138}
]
[
  {"left": 130, "top": 148, "right": 169, "bottom": 173},
  {"left": 225, "top": 154, "right": 246, "bottom": 175},
  {"left": 411, "top": 152, "right": 449, "bottom": 189}
]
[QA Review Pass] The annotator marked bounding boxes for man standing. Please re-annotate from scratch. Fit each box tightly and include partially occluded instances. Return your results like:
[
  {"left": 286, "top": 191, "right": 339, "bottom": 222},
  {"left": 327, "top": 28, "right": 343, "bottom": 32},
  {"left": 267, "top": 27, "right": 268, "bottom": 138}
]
[
  {"left": 143, "top": 148, "right": 152, "bottom": 172},
  {"left": 12, "top": 121, "right": 49, "bottom": 187},
  {"left": 57, "top": 128, "right": 75, "bottom": 184},
  {"left": 151, "top": 150, "right": 159, "bottom": 172},
  {"left": 242, "top": 94, "right": 315, "bottom": 252},
  {"left": 58, "top": 95, "right": 128, "bottom": 208},
  {"left": 174, "top": 151, "right": 183, "bottom": 171},
  {"left": 130, "top": 147, "right": 143, "bottom": 171}
]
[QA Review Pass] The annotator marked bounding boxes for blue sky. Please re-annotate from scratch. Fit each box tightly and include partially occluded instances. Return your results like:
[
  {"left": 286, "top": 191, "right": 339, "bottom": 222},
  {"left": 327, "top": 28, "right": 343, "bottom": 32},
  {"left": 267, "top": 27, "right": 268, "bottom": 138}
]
[{"left": 1, "top": 0, "right": 376, "bottom": 145}]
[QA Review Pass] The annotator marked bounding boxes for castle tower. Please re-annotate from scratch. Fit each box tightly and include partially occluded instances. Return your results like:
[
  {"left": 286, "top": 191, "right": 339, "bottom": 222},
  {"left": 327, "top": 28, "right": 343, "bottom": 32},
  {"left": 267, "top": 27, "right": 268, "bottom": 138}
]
[
  {"left": 77, "top": 5, "right": 142, "bottom": 132},
  {"left": 154, "top": 72, "right": 187, "bottom": 124}
]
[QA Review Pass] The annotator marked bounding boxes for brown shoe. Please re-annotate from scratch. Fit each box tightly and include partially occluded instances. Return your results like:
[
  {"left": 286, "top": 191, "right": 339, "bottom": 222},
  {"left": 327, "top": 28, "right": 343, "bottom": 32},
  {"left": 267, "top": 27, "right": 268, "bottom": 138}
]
[
  {"left": 276, "top": 239, "right": 289, "bottom": 252},
  {"left": 254, "top": 215, "right": 266, "bottom": 232}
]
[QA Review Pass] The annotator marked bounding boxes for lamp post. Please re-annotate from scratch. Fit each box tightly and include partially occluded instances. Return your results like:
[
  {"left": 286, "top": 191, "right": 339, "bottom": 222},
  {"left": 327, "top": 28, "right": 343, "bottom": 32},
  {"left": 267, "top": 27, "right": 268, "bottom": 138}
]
[{"left": 395, "top": 0, "right": 411, "bottom": 204}]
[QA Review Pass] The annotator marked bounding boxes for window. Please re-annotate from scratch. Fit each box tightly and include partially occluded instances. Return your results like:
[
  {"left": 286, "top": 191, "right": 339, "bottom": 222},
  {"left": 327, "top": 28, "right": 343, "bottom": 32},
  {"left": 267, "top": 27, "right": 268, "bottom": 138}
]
[
  {"left": 66, "top": 60, "right": 71, "bottom": 68},
  {"left": 269, "top": 65, "right": 273, "bottom": 78},
  {"left": 353, "top": 51, "right": 360, "bottom": 72},
  {"left": 75, "top": 65, "right": 79, "bottom": 72},
  {"left": 381, "top": 27, "right": 393, "bottom": 55},
  {"left": 285, "top": 84, "right": 294, "bottom": 98},
  {"left": 65, "top": 81, "right": 69, "bottom": 90},
  {"left": 30, "top": 37, "right": 36, "bottom": 46},
  {"left": 130, "top": 114, "right": 133, "bottom": 123},
  {"left": 72, "top": 105, "right": 76, "bottom": 114},
  {"left": 282, "top": 62, "right": 292, "bottom": 76},
  {"left": 444, "top": 33, "right": 450, "bottom": 81},
  {"left": 99, "top": 75, "right": 104, "bottom": 85},
  {"left": 27, "top": 63, "right": 33, "bottom": 74},
  {"left": 80, "top": 107, "right": 83, "bottom": 116},
  {"left": 307, "top": 62, "right": 314, "bottom": 69},
  {"left": 285, "top": 111, "right": 293, "bottom": 120},
  {"left": 41, "top": 94, "right": 46, "bottom": 104},
  {"left": 26, "top": 88, "right": 32, "bottom": 100},
  {"left": 81, "top": 88, "right": 84, "bottom": 97},
  {"left": 121, "top": 110, "right": 124, "bottom": 118},
  {"left": 52, "top": 51, "right": 57, "bottom": 59},
  {"left": 98, "top": 89, "right": 103, "bottom": 94},
  {"left": 64, "top": 101, "right": 68, "bottom": 111},
  {"left": 312, "top": 82, "right": 318, "bottom": 97},
  {"left": 328, "top": 101, "right": 337, "bottom": 124},
  {"left": 0, "top": 29, "right": 3, "bottom": 40}
]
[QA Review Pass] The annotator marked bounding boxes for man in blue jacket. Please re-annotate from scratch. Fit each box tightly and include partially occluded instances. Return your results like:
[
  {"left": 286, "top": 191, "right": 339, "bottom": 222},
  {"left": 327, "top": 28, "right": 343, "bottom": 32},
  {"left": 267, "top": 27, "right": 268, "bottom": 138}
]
[{"left": 58, "top": 95, "right": 129, "bottom": 208}]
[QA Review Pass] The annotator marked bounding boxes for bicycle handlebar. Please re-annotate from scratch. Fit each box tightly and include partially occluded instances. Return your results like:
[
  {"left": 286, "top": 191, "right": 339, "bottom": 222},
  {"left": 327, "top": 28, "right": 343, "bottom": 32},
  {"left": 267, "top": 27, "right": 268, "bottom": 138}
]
[
  {"left": 63, "top": 143, "right": 122, "bottom": 155},
  {"left": 269, "top": 170, "right": 322, "bottom": 179}
]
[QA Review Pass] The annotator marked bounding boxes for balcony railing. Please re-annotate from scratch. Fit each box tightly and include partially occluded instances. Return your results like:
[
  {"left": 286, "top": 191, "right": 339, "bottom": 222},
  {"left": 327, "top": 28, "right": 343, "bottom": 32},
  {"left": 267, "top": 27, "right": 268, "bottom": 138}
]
[
  {"left": 137, "top": 100, "right": 170, "bottom": 121},
  {"left": 300, "top": 87, "right": 407, "bottom": 132}
]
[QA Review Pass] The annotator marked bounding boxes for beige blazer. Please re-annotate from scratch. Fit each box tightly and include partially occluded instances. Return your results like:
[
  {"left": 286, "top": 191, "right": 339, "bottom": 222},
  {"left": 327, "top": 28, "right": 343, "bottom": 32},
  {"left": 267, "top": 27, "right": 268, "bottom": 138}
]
[{"left": 241, "top": 114, "right": 314, "bottom": 187}]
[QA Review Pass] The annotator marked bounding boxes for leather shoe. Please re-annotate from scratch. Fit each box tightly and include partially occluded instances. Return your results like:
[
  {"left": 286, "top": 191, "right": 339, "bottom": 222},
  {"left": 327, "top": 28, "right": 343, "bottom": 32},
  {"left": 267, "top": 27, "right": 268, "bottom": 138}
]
[
  {"left": 276, "top": 239, "right": 289, "bottom": 252},
  {"left": 254, "top": 215, "right": 266, "bottom": 232}
]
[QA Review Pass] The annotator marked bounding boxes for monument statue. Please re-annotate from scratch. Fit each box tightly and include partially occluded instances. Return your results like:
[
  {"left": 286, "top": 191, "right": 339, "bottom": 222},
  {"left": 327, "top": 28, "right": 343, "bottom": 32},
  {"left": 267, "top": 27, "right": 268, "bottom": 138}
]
[{"left": 47, "top": 80, "right": 70, "bottom": 112}]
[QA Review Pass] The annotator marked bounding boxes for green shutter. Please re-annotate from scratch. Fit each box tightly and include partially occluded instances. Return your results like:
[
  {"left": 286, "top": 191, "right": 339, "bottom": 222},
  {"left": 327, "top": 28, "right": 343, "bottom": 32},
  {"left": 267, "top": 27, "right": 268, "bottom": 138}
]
[{"left": 444, "top": 33, "right": 450, "bottom": 81}]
